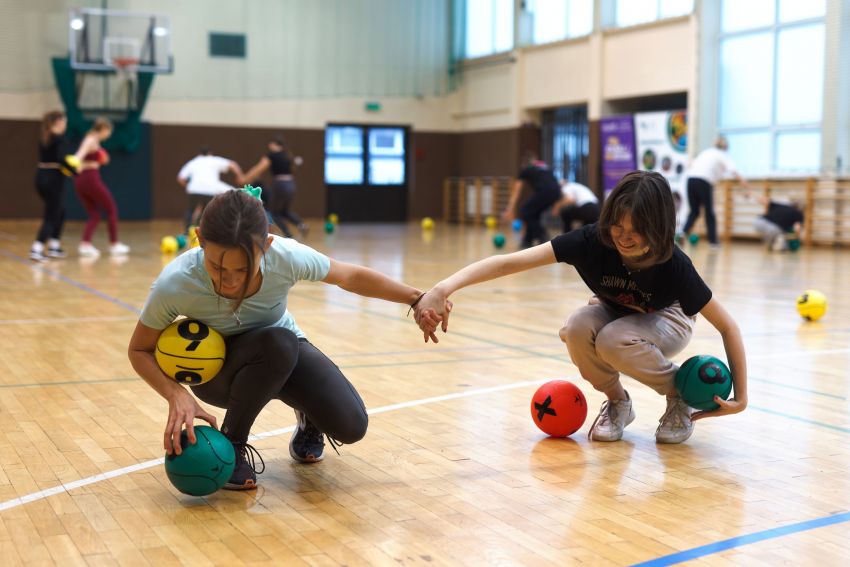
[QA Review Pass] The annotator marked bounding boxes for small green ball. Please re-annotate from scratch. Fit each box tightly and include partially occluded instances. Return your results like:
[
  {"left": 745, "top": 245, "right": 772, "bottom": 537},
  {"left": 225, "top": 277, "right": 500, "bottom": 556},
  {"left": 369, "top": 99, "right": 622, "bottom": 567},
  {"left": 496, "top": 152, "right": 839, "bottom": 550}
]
[
  {"left": 788, "top": 238, "right": 801, "bottom": 252},
  {"left": 175, "top": 234, "right": 187, "bottom": 249},
  {"left": 493, "top": 233, "right": 506, "bottom": 248},
  {"left": 688, "top": 233, "right": 699, "bottom": 245},
  {"left": 324, "top": 221, "right": 335, "bottom": 234}
]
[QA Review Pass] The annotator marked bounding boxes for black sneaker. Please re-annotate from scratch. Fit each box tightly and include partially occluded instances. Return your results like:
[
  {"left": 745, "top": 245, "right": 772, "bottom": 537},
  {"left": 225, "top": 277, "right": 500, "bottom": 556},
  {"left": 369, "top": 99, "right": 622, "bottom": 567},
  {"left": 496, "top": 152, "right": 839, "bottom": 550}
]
[
  {"left": 47, "top": 247, "right": 67, "bottom": 258},
  {"left": 289, "top": 410, "right": 325, "bottom": 463},
  {"left": 223, "top": 442, "right": 265, "bottom": 490}
]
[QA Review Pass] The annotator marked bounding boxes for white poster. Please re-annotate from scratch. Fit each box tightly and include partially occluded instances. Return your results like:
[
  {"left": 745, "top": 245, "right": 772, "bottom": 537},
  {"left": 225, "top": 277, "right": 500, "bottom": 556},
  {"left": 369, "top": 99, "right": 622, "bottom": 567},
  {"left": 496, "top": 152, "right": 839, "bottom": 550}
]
[{"left": 634, "top": 110, "right": 688, "bottom": 227}]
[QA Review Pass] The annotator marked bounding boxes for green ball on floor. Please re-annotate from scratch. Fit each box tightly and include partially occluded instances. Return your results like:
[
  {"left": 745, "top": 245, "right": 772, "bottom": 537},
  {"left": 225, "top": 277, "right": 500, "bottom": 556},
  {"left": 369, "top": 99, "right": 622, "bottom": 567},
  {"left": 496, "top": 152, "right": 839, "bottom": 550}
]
[
  {"left": 688, "top": 234, "right": 699, "bottom": 245},
  {"left": 175, "top": 234, "right": 187, "bottom": 249},
  {"left": 324, "top": 221, "right": 335, "bottom": 234},
  {"left": 787, "top": 238, "right": 801, "bottom": 251},
  {"left": 164, "top": 426, "right": 235, "bottom": 496},
  {"left": 493, "top": 233, "right": 506, "bottom": 248}
]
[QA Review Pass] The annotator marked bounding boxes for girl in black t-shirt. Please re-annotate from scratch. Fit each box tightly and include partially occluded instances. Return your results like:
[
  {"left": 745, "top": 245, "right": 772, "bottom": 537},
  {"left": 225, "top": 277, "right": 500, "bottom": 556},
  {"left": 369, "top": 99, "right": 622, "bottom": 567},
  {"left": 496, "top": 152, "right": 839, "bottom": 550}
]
[
  {"left": 415, "top": 171, "right": 748, "bottom": 444},
  {"left": 31, "top": 110, "right": 70, "bottom": 262},
  {"left": 243, "top": 136, "right": 308, "bottom": 239}
]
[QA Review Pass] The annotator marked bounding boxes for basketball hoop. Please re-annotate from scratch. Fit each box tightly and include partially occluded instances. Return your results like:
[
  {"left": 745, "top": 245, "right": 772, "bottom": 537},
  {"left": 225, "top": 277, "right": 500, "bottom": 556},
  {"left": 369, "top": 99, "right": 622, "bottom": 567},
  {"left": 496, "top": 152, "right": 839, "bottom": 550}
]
[{"left": 112, "top": 57, "right": 140, "bottom": 110}]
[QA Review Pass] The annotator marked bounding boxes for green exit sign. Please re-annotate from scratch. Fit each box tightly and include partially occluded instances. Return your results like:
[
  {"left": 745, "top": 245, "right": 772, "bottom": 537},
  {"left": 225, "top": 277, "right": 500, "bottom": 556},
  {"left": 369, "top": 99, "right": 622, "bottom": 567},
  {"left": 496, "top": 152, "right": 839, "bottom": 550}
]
[{"left": 364, "top": 101, "right": 382, "bottom": 112}]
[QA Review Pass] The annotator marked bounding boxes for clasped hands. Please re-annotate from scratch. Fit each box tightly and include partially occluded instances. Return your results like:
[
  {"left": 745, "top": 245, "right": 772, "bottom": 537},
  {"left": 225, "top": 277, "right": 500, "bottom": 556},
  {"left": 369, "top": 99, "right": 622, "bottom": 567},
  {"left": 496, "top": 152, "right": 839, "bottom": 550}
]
[{"left": 413, "top": 288, "right": 453, "bottom": 343}]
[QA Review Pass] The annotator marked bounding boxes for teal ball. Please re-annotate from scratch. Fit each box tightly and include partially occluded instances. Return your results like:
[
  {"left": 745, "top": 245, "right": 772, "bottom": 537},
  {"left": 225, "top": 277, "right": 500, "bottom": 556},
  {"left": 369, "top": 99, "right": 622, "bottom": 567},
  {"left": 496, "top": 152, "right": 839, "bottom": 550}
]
[
  {"left": 324, "top": 221, "right": 335, "bottom": 234},
  {"left": 175, "top": 234, "right": 187, "bottom": 249},
  {"left": 493, "top": 233, "right": 506, "bottom": 248},
  {"left": 164, "top": 426, "right": 235, "bottom": 496},
  {"left": 688, "top": 234, "right": 699, "bottom": 245},
  {"left": 788, "top": 238, "right": 801, "bottom": 251},
  {"left": 675, "top": 355, "right": 733, "bottom": 411}
]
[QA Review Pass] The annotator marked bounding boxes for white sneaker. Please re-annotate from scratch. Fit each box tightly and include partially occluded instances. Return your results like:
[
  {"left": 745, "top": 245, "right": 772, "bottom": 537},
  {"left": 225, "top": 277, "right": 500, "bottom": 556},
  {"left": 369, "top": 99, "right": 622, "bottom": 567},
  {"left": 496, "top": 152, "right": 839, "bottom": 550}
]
[
  {"left": 588, "top": 392, "right": 635, "bottom": 442},
  {"left": 29, "top": 249, "right": 47, "bottom": 263},
  {"left": 770, "top": 234, "right": 787, "bottom": 252},
  {"left": 109, "top": 242, "right": 130, "bottom": 256},
  {"left": 656, "top": 396, "right": 694, "bottom": 444},
  {"left": 78, "top": 243, "right": 101, "bottom": 257}
]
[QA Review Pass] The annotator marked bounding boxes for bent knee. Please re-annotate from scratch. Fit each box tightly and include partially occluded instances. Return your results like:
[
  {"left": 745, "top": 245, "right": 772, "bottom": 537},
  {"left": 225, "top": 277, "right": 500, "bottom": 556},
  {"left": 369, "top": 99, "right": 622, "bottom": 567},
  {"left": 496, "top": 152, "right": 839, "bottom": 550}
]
[{"left": 330, "top": 410, "right": 368, "bottom": 445}]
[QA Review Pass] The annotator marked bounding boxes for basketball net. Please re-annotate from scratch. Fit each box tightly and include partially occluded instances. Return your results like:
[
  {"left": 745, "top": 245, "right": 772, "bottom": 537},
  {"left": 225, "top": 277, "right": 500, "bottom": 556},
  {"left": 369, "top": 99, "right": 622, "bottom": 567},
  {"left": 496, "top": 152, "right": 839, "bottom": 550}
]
[{"left": 113, "top": 57, "right": 140, "bottom": 109}]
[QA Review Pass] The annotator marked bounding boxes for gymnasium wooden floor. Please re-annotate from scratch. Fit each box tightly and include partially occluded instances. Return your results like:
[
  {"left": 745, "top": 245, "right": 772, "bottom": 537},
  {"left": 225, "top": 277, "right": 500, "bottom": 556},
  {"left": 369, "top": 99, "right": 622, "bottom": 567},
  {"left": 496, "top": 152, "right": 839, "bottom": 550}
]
[{"left": 0, "top": 218, "right": 848, "bottom": 566}]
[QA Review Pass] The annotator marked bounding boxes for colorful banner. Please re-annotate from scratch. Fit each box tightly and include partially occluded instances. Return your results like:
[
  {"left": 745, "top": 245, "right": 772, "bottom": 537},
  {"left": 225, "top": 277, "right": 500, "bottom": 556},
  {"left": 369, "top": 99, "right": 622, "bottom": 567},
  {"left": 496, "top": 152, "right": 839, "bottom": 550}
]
[
  {"left": 634, "top": 109, "right": 688, "bottom": 198},
  {"left": 600, "top": 115, "right": 637, "bottom": 195}
]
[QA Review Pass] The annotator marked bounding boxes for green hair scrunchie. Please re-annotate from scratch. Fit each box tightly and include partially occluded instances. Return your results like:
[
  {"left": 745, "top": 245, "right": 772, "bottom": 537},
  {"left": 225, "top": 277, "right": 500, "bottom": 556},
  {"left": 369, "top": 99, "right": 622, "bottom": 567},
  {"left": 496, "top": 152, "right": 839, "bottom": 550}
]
[{"left": 239, "top": 184, "right": 263, "bottom": 200}]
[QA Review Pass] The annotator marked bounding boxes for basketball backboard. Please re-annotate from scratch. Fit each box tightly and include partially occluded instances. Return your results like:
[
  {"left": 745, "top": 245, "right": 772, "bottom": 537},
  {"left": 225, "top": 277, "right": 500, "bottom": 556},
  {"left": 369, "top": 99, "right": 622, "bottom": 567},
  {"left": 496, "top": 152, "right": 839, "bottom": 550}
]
[{"left": 69, "top": 7, "right": 173, "bottom": 74}]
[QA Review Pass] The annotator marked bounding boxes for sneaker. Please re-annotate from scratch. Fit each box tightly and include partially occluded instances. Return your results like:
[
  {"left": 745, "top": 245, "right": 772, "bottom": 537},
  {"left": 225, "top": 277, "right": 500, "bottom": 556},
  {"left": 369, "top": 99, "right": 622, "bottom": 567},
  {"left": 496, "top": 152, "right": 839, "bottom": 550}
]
[
  {"left": 223, "top": 442, "right": 265, "bottom": 490},
  {"left": 770, "top": 234, "right": 787, "bottom": 252},
  {"left": 46, "top": 247, "right": 67, "bottom": 258},
  {"left": 109, "top": 242, "right": 130, "bottom": 256},
  {"left": 588, "top": 392, "right": 635, "bottom": 442},
  {"left": 297, "top": 223, "right": 310, "bottom": 238},
  {"left": 78, "top": 243, "right": 101, "bottom": 257},
  {"left": 655, "top": 396, "right": 695, "bottom": 444},
  {"left": 290, "top": 410, "right": 325, "bottom": 462},
  {"left": 29, "top": 249, "right": 47, "bottom": 263}
]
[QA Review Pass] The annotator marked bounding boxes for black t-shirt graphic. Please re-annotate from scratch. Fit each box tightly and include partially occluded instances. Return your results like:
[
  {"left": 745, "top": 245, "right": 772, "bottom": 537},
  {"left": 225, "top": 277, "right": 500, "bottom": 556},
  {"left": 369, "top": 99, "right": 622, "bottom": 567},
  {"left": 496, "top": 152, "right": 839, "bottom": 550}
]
[{"left": 551, "top": 224, "right": 712, "bottom": 316}]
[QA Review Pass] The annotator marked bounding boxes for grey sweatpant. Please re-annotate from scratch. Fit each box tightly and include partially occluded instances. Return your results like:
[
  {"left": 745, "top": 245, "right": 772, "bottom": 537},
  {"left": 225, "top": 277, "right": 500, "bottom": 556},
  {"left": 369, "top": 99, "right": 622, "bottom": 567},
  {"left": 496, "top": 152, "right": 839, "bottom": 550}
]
[
  {"left": 559, "top": 299, "right": 696, "bottom": 396},
  {"left": 753, "top": 217, "right": 784, "bottom": 246}
]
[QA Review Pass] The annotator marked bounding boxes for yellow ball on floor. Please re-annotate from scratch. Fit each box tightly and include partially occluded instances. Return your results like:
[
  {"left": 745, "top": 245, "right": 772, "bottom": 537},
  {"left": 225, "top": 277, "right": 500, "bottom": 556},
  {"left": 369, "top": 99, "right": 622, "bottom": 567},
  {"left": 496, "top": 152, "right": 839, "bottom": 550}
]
[
  {"left": 797, "top": 289, "right": 827, "bottom": 321},
  {"left": 155, "top": 320, "right": 226, "bottom": 385},
  {"left": 160, "top": 236, "right": 178, "bottom": 254},
  {"left": 485, "top": 216, "right": 497, "bottom": 229},
  {"left": 421, "top": 217, "right": 435, "bottom": 230},
  {"left": 328, "top": 213, "right": 339, "bottom": 224},
  {"left": 187, "top": 226, "right": 200, "bottom": 248}
]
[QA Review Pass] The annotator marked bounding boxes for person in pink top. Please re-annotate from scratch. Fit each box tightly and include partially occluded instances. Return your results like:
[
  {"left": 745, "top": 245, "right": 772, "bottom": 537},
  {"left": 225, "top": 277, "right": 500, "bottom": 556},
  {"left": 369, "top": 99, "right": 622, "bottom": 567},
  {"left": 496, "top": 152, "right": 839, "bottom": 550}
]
[{"left": 72, "top": 118, "right": 129, "bottom": 257}]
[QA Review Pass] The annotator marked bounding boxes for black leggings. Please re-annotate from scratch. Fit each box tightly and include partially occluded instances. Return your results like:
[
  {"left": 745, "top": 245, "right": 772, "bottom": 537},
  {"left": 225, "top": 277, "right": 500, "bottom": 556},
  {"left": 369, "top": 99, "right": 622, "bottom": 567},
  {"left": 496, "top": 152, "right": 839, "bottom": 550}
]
[
  {"left": 267, "top": 179, "right": 303, "bottom": 237},
  {"left": 185, "top": 194, "right": 213, "bottom": 231},
  {"left": 34, "top": 169, "right": 66, "bottom": 243},
  {"left": 520, "top": 188, "right": 561, "bottom": 248},
  {"left": 192, "top": 327, "right": 368, "bottom": 445},
  {"left": 683, "top": 177, "right": 718, "bottom": 244}
]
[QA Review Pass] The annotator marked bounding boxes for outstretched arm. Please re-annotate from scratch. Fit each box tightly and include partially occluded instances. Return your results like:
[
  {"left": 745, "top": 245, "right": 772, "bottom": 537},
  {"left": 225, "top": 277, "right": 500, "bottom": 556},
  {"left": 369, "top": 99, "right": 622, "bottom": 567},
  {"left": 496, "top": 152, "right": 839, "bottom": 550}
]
[
  {"left": 415, "top": 243, "right": 557, "bottom": 341},
  {"left": 242, "top": 156, "right": 270, "bottom": 185},
  {"left": 691, "top": 298, "right": 748, "bottom": 420},
  {"left": 502, "top": 179, "right": 524, "bottom": 221},
  {"left": 322, "top": 259, "right": 438, "bottom": 342}
]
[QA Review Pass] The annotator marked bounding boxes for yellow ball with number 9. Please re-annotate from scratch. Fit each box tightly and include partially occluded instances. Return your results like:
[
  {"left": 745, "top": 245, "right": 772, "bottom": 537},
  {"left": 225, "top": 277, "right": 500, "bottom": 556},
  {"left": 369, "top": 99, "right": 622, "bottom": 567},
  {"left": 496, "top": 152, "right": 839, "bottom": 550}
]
[{"left": 155, "top": 319, "right": 226, "bottom": 384}]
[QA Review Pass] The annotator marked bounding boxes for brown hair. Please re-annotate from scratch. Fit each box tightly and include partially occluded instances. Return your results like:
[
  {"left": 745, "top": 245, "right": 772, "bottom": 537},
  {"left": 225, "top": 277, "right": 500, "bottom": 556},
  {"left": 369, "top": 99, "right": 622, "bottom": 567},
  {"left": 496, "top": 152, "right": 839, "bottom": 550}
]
[
  {"left": 199, "top": 190, "right": 269, "bottom": 311},
  {"left": 598, "top": 170, "right": 676, "bottom": 266},
  {"left": 88, "top": 117, "right": 113, "bottom": 136},
  {"left": 40, "top": 110, "right": 65, "bottom": 146}
]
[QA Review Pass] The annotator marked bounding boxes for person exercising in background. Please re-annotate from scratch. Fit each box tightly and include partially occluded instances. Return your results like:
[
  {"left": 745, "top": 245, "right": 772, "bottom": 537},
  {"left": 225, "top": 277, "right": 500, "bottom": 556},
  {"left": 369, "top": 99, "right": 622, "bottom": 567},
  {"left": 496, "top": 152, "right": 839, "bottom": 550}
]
[
  {"left": 242, "top": 136, "right": 309, "bottom": 239},
  {"left": 73, "top": 118, "right": 130, "bottom": 258},
  {"left": 31, "top": 110, "right": 70, "bottom": 262},
  {"left": 503, "top": 151, "right": 563, "bottom": 248},
  {"left": 177, "top": 147, "right": 243, "bottom": 232},
  {"left": 680, "top": 136, "right": 748, "bottom": 248},
  {"left": 554, "top": 180, "right": 600, "bottom": 233},
  {"left": 751, "top": 193, "right": 804, "bottom": 252}
]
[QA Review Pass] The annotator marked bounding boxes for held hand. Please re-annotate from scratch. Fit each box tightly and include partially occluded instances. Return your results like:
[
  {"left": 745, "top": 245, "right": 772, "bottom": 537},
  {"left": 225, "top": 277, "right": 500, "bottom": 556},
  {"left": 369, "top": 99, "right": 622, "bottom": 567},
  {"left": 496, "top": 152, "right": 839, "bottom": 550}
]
[
  {"left": 165, "top": 388, "right": 218, "bottom": 455},
  {"left": 501, "top": 208, "right": 514, "bottom": 222},
  {"left": 691, "top": 396, "right": 747, "bottom": 421}
]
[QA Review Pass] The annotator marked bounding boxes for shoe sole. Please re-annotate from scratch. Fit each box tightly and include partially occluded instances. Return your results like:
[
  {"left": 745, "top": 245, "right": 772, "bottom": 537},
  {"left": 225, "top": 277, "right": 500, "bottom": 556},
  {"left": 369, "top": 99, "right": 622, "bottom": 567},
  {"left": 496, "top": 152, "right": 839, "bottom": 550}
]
[
  {"left": 288, "top": 442, "right": 324, "bottom": 463},
  {"left": 655, "top": 427, "right": 694, "bottom": 444},
  {"left": 222, "top": 480, "right": 258, "bottom": 490}
]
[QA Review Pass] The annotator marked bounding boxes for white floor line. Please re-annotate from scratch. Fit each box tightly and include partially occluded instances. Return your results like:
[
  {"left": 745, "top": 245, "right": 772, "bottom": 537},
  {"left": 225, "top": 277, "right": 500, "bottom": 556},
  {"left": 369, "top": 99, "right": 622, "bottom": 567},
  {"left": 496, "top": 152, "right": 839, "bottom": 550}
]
[{"left": 0, "top": 378, "right": 549, "bottom": 513}]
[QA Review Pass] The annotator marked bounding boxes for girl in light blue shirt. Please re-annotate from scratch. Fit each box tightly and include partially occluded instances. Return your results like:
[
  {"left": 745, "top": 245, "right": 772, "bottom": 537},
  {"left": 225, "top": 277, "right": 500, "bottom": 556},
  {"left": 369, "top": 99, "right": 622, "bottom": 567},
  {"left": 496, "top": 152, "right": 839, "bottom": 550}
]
[{"left": 129, "top": 189, "right": 432, "bottom": 490}]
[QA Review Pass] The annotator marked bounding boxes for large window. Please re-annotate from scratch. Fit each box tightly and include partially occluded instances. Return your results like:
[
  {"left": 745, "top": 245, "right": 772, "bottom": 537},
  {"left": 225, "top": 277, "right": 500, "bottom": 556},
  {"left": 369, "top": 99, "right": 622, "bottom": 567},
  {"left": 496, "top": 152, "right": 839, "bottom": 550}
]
[
  {"left": 465, "top": 0, "right": 514, "bottom": 58},
  {"left": 325, "top": 125, "right": 407, "bottom": 186},
  {"left": 718, "top": 0, "right": 825, "bottom": 175},
  {"left": 610, "top": 0, "right": 693, "bottom": 28},
  {"left": 520, "top": 0, "right": 593, "bottom": 46}
]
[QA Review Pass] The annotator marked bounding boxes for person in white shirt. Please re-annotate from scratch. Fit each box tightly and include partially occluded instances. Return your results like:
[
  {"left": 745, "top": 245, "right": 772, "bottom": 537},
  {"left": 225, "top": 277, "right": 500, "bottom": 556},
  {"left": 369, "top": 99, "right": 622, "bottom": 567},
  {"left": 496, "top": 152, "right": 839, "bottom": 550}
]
[
  {"left": 554, "top": 181, "right": 600, "bottom": 233},
  {"left": 177, "top": 148, "right": 244, "bottom": 232},
  {"left": 681, "top": 137, "right": 748, "bottom": 247}
]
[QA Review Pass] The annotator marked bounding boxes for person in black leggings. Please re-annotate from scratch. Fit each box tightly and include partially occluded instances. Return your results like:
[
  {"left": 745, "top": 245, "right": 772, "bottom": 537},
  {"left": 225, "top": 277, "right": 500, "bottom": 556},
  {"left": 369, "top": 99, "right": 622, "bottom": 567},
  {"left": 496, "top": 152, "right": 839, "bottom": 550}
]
[
  {"left": 31, "top": 110, "right": 70, "bottom": 262},
  {"left": 243, "top": 136, "right": 308, "bottom": 238},
  {"left": 128, "top": 188, "right": 433, "bottom": 491},
  {"left": 503, "top": 151, "right": 562, "bottom": 248}
]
